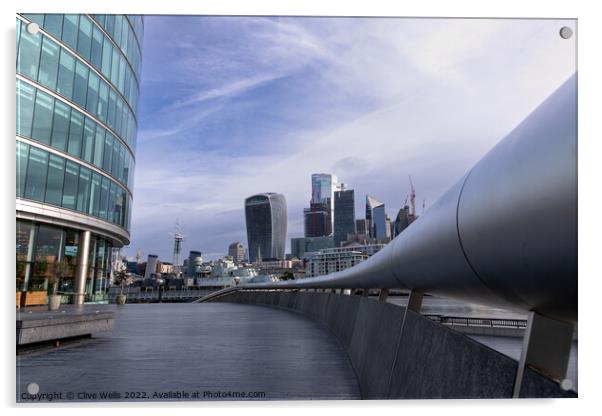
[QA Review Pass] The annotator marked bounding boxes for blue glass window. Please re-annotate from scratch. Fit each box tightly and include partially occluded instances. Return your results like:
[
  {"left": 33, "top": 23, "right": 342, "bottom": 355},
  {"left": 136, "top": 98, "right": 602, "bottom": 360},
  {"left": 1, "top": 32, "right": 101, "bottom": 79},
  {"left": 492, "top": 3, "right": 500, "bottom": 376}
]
[
  {"left": 107, "top": 89, "right": 116, "bottom": 129},
  {"left": 56, "top": 49, "right": 75, "bottom": 99},
  {"left": 90, "top": 172, "right": 101, "bottom": 216},
  {"left": 45, "top": 154, "right": 65, "bottom": 206},
  {"left": 62, "top": 160, "right": 79, "bottom": 210},
  {"left": 102, "top": 133, "right": 113, "bottom": 172},
  {"left": 16, "top": 81, "right": 35, "bottom": 138},
  {"left": 17, "top": 21, "right": 41, "bottom": 80},
  {"left": 99, "top": 176, "right": 110, "bottom": 219},
  {"left": 73, "top": 61, "right": 89, "bottom": 108},
  {"left": 101, "top": 38, "right": 112, "bottom": 77},
  {"left": 67, "top": 111, "right": 84, "bottom": 158},
  {"left": 51, "top": 100, "right": 70, "bottom": 151},
  {"left": 111, "top": 137, "right": 120, "bottom": 177},
  {"left": 24, "top": 147, "right": 48, "bottom": 202},
  {"left": 90, "top": 26, "right": 103, "bottom": 69},
  {"left": 43, "top": 14, "right": 63, "bottom": 39},
  {"left": 86, "top": 72, "right": 100, "bottom": 115},
  {"left": 106, "top": 15, "right": 115, "bottom": 38},
  {"left": 32, "top": 90, "right": 54, "bottom": 145},
  {"left": 16, "top": 141, "right": 30, "bottom": 198},
  {"left": 62, "top": 15, "right": 79, "bottom": 50},
  {"left": 97, "top": 82, "right": 109, "bottom": 122},
  {"left": 38, "top": 37, "right": 60, "bottom": 89},
  {"left": 82, "top": 117, "right": 96, "bottom": 163},
  {"left": 77, "top": 16, "right": 92, "bottom": 61},
  {"left": 93, "top": 127, "right": 105, "bottom": 168},
  {"left": 77, "top": 166, "right": 91, "bottom": 213}
]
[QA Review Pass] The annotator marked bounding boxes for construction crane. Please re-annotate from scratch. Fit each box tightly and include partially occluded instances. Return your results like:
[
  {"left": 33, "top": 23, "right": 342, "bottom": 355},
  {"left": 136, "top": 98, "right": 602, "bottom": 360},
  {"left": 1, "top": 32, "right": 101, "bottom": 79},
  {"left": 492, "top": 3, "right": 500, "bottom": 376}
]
[{"left": 409, "top": 176, "right": 416, "bottom": 217}]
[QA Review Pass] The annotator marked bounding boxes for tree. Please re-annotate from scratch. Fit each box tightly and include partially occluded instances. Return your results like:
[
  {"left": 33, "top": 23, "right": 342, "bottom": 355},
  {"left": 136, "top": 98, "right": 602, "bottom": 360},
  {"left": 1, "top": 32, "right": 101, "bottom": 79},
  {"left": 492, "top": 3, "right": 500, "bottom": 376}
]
[
  {"left": 280, "top": 270, "right": 294, "bottom": 281},
  {"left": 114, "top": 266, "right": 129, "bottom": 296},
  {"left": 48, "top": 260, "right": 70, "bottom": 296}
]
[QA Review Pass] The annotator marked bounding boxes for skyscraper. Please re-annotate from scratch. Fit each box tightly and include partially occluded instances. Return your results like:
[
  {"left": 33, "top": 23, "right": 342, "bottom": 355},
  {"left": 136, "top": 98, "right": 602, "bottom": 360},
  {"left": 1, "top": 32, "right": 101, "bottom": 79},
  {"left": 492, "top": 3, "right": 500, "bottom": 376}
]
[
  {"left": 365, "top": 195, "right": 384, "bottom": 238},
  {"left": 372, "top": 203, "right": 388, "bottom": 241},
  {"left": 245, "top": 193, "right": 287, "bottom": 262},
  {"left": 228, "top": 242, "right": 245, "bottom": 264},
  {"left": 334, "top": 188, "right": 356, "bottom": 247},
  {"left": 16, "top": 14, "right": 143, "bottom": 305}
]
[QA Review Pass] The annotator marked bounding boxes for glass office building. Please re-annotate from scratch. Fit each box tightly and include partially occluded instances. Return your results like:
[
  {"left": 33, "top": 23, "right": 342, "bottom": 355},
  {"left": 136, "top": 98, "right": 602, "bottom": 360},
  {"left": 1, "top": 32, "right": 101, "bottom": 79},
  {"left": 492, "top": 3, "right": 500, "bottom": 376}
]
[
  {"left": 333, "top": 189, "right": 356, "bottom": 247},
  {"left": 245, "top": 193, "right": 287, "bottom": 263},
  {"left": 16, "top": 14, "right": 143, "bottom": 305}
]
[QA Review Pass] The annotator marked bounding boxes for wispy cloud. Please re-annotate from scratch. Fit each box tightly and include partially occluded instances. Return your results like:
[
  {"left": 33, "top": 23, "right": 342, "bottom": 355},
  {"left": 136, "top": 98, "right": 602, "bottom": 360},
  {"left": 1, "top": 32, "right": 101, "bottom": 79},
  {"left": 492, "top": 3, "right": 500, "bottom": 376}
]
[{"left": 128, "top": 16, "right": 576, "bottom": 261}]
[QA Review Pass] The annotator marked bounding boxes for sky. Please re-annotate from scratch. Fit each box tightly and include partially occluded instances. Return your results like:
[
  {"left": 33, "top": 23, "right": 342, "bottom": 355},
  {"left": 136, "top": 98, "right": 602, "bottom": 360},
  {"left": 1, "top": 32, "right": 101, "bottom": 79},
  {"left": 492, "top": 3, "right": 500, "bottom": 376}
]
[{"left": 124, "top": 16, "right": 576, "bottom": 262}]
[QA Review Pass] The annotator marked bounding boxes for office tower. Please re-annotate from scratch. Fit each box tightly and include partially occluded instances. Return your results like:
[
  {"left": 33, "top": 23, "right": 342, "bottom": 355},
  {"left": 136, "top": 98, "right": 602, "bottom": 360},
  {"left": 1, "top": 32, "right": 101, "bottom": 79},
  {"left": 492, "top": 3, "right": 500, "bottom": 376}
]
[
  {"left": 187, "top": 250, "right": 202, "bottom": 277},
  {"left": 304, "top": 173, "right": 340, "bottom": 237},
  {"left": 304, "top": 203, "right": 331, "bottom": 237},
  {"left": 334, "top": 189, "right": 356, "bottom": 247},
  {"left": 245, "top": 193, "right": 287, "bottom": 262},
  {"left": 356, "top": 219, "right": 367, "bottom": 236},
  {"left": 228, "top": 242, "right": 245, "bottom": 264},
  {"left": 365, "top": 196, "right": 384, "bottom": 238},
  {"left": 290, "top": 236, "right": 334, "bottom": 259},
  {"left": 394, "top": 205, "right": 411, "bottom": 237},
  {"left": 144, "top": 255, "right": 158, "bottom": 279},
  {"left": 372, "top": 203, "right": 388, "bottom": 241},
  {"left": 16, "top": 14, "right": 144, "bottom": 305}
]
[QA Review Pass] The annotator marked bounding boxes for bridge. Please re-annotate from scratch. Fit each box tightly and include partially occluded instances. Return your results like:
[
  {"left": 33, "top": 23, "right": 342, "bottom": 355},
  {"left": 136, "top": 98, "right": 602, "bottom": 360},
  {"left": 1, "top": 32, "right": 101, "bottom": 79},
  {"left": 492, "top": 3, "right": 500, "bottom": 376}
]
[{"left": 17, "top": 75, "right": 577, "bottom": 401}]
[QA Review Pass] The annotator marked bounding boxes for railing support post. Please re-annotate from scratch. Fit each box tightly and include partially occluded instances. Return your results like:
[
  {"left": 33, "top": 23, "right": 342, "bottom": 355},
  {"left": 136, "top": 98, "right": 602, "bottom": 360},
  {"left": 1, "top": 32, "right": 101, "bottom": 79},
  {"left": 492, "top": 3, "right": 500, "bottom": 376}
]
[
  {"left": 378, "top": 288, "right": 389, "bottom": 302},
  {"left": 512, "top": 311, "right": 574, "bottom": 397},
  {"left": 407, "top": 290, "right": 423, "bottom": 313}
]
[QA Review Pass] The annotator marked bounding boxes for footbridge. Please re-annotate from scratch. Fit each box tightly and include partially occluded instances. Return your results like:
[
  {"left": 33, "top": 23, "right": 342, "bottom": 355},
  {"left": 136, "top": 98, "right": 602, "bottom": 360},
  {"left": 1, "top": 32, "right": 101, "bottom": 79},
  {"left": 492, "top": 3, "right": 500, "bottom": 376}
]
[{"left": 198, "top": 74, "right": 578, "bottom": 399}]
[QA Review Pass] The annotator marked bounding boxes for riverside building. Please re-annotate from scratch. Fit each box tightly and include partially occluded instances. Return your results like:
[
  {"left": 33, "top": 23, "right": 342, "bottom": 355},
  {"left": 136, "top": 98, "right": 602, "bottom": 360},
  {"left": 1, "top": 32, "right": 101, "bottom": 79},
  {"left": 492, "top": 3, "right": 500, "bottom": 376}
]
[{"left": 16, "top": 14, "right": 143, "bottom": 305}]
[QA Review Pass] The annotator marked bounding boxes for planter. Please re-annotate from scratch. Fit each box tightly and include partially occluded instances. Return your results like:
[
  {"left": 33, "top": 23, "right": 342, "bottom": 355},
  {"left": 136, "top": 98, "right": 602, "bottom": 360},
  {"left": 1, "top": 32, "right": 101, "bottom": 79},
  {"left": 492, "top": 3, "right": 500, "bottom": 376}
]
[
  {"left": 117, "top": 294, "right": 127, "bottom": 305},
  {"left": 48, "top": 294, "right": 62, "bottom": 311}
]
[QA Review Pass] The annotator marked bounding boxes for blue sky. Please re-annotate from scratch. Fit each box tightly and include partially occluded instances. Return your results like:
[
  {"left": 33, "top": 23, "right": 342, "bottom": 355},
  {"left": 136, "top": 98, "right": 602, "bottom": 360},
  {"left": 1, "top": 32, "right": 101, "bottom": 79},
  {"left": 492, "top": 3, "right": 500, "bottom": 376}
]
[{"left": 125, "top": 16, "right": 575, "bottom": 261}]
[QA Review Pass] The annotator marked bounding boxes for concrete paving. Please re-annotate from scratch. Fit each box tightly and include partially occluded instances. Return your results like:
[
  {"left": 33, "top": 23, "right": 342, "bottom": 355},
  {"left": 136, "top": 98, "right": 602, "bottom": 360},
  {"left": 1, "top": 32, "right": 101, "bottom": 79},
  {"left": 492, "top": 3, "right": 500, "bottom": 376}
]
[
  {"left": 16, "top": 303, "right": 360, "bottom": 402},
  {"left": 17, "top": 305, "right": 114, "bottom": 346}
]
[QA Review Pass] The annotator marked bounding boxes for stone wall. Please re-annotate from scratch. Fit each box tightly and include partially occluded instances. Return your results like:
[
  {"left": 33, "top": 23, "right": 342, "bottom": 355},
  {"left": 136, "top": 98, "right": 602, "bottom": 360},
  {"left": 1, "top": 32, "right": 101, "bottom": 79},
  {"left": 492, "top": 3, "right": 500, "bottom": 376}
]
[{"left": 212, "top": 290, "right": 575, "bottom": 399}]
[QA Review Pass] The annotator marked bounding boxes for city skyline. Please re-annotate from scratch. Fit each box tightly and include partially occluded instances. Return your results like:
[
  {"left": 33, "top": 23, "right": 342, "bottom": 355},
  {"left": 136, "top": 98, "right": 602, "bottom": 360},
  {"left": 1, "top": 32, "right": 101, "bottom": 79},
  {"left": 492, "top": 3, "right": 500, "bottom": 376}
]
[{"left": 126, "top": 16, "right": 575, "bottom": 261}]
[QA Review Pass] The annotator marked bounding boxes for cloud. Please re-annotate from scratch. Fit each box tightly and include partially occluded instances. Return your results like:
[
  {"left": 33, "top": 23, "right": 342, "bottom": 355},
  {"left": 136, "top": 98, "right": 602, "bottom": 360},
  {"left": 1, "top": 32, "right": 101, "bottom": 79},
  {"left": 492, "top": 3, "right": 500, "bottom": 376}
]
[{"left": 126, "top": 17, "right": 576, "bottom": 261}]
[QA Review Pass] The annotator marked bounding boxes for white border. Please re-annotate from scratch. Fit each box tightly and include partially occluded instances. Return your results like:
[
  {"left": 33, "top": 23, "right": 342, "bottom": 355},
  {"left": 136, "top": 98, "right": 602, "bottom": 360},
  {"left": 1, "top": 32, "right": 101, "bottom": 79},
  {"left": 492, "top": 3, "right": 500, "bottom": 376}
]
[{"left": 2, "top": 1, "right": 600, "bottom": 415}]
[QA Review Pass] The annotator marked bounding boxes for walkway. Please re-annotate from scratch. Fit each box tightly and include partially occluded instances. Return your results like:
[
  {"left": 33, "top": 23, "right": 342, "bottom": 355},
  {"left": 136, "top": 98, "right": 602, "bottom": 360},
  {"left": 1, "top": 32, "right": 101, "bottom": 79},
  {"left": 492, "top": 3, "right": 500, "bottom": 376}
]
[{"left": 17, "top": 303, "right": 360, "bottom": 401}]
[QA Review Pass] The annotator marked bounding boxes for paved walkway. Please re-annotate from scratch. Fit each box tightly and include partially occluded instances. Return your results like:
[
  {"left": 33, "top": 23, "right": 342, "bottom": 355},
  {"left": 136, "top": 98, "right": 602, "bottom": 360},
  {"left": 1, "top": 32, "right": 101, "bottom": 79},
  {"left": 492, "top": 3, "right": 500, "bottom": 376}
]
[{"left": 17, "top": 303, "right": 360, "bottom": 402}]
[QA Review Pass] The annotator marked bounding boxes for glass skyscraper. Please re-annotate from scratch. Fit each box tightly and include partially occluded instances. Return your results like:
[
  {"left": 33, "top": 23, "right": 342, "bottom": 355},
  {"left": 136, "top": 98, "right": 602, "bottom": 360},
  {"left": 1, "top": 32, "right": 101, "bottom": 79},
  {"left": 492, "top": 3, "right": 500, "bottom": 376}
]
[
  {"left": 245, "top": 193, "right": 287, "bottom": 262},
  {"left": 333, "top": 189, "right": 355, "bottom": 247},
  {"left": 16, "top": 14, "right": 143, "bottom": 305}
]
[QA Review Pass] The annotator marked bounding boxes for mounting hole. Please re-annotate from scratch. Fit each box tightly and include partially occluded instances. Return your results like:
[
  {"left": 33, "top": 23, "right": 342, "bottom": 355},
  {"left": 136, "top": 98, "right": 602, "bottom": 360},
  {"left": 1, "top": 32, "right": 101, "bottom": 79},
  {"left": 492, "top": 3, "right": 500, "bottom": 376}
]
[
  {"left": 560, "top": 378, "right": 573, "bottom": 391},
  {"left": 559, "top": 26, "right": 573, "bottom": 39},
  {"left": 27, "top": 382, "right": 40, "bottom": 395},
  {"left": 26, "top": 22, "right": 40, "bottom": 35}
]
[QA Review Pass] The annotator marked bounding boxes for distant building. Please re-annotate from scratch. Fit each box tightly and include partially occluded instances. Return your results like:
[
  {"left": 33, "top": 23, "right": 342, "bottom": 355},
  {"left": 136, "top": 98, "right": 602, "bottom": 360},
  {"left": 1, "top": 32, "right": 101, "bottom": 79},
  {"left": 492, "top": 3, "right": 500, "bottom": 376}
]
[
  {"left": 291, "top": 236, "right": 334, "bottom": 259},
  {"left": 394, "top": 206, "right": 410, "bottom": 236},
  {"left": 365, "top": 195, "right": 384, "bottom": 238},
  {"left": 228, "top": 242, "right": 245, "bottom": 264},
  {"left": 334, "top": 188, "right": 356, "bottom": 247},
  {"left": 304, "top": 202, "right": 331, "bottom": 237},
  {"left": 159, "top": 262, "right": 174, "bottom": 274},
  {"left": 307, "top": 247, "right": 368, "bottom": 277},
  {"left": 245, "top": 193, "right": 287, "bottom": 262},
  {"left": 144, "top": 255, "right": 159, "bottom": 279},
  {"left": 311, "top": 173, "right": 339, "bottom": 232},
  {"left": 355, "top": 219, "right": 368, "bottom": 236},
  {"left": 187, "top": 250, "right": 202, "bottom": 277},
  {"left": 372, "top": 203, "right": 388, "bottom": 241}
]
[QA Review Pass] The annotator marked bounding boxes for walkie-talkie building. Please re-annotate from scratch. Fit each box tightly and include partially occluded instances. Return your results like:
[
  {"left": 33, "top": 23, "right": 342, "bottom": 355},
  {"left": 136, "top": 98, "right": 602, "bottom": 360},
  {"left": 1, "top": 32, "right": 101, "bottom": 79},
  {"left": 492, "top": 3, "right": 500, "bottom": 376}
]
[
  {"left": 245, "top": 193, "right": 287, "bottom": 263},
  {"left": 16, "top": 14, "right": 143, "bottom": 305}
]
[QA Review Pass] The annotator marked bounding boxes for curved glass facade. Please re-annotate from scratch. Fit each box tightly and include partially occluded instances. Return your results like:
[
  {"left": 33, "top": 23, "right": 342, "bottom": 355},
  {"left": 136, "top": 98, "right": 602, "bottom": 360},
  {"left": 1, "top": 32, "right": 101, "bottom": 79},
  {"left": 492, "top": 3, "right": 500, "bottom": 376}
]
[
  {"left": 245, "top": 193, "right": 287, "bottom": 262},
  {"left": 16, "top": 14, "right": 143, "bottom": 305}
]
